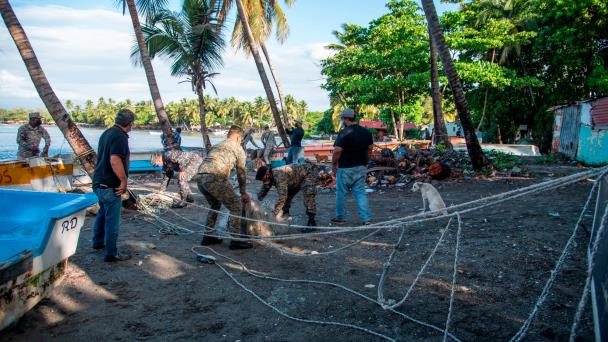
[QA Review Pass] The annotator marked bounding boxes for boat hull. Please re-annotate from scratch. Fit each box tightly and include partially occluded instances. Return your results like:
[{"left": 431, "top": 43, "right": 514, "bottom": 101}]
[{"left": 0, "top": 190, "right": 97, "bottom": 331}]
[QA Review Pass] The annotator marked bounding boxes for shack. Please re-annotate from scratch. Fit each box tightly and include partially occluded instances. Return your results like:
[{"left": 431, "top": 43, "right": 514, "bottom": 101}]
[{"left": 551, "top": 97, "right": 608, "bottom": 165}]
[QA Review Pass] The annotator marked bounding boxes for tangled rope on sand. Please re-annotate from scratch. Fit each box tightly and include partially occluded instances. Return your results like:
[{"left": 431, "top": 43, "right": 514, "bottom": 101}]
[{"left": 130, "top": 167, "right": 607, "bottom": 341}]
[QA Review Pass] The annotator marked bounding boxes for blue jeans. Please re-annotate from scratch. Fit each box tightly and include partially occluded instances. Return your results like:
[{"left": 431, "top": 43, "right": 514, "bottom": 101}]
[
  {"left": 92, "top": 187, "right": 123, "bottom": 258},
  {"left": 287, "top": 146, "right": 305, "bottom": 164},
  {"left": 335, "top": 166, "right": 371, "bottom": 222}
]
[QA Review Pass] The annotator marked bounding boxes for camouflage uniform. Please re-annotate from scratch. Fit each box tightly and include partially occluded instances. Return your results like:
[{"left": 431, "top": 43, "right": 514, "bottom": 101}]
[
  {"left": 16, "top": 124, "right": 51, "bottom": 159},
  {"left": 241, "top": 131, "right": 259, "bottom": 150},
  {"left": 197, "top": 139, "right": 247, "bottom": 234},
  {"left": 258, "top": 162, "right": 320, "bottom": 217},
  {"left": 163, "top": 149, "right": 204, "bottom": 201},
  {"left": 260, "top": 129, "right": 277, "bottom": 165}
]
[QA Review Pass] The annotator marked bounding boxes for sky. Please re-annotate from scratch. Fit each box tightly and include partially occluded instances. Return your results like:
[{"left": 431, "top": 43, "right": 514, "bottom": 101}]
[{"left": 0, "top": 0, "right": 457, "bottom": 111}]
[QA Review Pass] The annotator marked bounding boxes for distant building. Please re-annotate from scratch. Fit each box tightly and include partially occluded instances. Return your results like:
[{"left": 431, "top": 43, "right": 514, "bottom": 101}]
[{"left": 551, "top": 97, "right": 608, "bottom": 165}]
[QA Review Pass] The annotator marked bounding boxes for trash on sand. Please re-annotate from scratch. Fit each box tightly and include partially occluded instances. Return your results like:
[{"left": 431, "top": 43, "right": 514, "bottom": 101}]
[
  {"left": 364, "top": 284, "right": 376, "bottom": 289},
  {"left": 395, "top": 183, "right": 406, "bottom": 187},
  {"left": 197, "top": 255, "right": 216, "bottom": 264},
  {"left": 137, "top": 260, "right": 143, "bottom": 266},
  {"left": 365, "top": 188, "right": 375, "bottom": 193},
  {"left": 146, "top": 243, "right": 157, "bottom": 250},
  {"left": 547, "top": 212, "right": 560, "bottom": 218},
  {"left": 321, "top": 188, "right": 331, "bottom": 194}
]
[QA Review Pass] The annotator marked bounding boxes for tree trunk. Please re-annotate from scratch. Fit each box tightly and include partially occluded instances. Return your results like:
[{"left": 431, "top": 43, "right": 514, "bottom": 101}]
[
  {"left": 234, "top": 0, "right": 290, "bottom": 147},
  {"left": 1, "top": 0, "right": 97, "bottom": 176},
  {"left": 261, "top": 42, "right": 289, "bottom": 128},
  {"left": 196, "top": 85, "right": 212, "bottom": 150},
  {"left": 126, "top": 0, "right": 176, "bottom": 149},
  {"left": 421, "top": 0, "right": 487, "bottom": 170},
  {"left": 390, "top": 109, "right": 400, "bottom": 141},
  {"left": 477, "top": 48, "right": 496, "bottom": 132},
  {"left": 429, "top": 32, "right": 451, "bottom": 149}
]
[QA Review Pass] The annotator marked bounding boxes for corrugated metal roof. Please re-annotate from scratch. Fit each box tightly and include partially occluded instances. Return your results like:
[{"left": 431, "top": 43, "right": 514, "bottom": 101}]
[{"left": 592, "top": 97, "right": 608, "bottom": 128}]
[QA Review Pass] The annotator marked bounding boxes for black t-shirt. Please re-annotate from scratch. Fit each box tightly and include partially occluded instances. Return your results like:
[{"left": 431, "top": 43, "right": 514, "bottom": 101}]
[
  {"left": 93, "top": 126, "right": 130, "bottom": 188},
  {"left": 334, "top": 124, "right": 373, "bottom": 168},
  {"left": 288, "top": 127, "right": 304, "bottom": 147}
]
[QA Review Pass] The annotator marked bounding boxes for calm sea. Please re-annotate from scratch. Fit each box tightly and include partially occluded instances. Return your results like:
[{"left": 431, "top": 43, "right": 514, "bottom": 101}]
[
  {"left": 0, "top": 124, "right": 224, "bottom": 160},
  {"left": 0, "top": 124, "right": 317, "bottom": 161}
]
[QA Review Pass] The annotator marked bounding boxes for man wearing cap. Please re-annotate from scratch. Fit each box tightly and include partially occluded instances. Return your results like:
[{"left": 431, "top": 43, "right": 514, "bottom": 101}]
[
  {"left": 331, "top": 108, "right": 373, "bottom": 225},
  {"left": 197, "top": 125, "right": 252, "bottom": 250},
  {"left": 255, "top": 162, "right": 325, "bottom": 227},
  {"left": 286, "top": 119, "right": 305, "bottom": 164},
  {"left": 16, "top": 112, "right": 51, "bottom": 159},
  {"left": 92, "top": 109, "right": 135, "bottom": 262}
]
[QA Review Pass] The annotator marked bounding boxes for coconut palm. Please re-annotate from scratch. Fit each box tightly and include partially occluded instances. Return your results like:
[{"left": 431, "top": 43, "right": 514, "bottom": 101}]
[
  {"left": 214, "top": 0, "right": 290, "bottom": 146},
  {"left": 230, "top": 0, "right": 295, "bottom": 128},
  {"left": 0, "top": 0, "right": 97, "bottom": 175},
  {"left": 429, "top": 33, "right": 451, "bottom": 149},
  {"left": 118, "top": 0, "right": 176, "bottom": 148},
  {"left": 133, "top": 0, "right": 224, "bottom": 149},
  {"left": 421, "top": 0, "right": 487, "bottom": 169}
]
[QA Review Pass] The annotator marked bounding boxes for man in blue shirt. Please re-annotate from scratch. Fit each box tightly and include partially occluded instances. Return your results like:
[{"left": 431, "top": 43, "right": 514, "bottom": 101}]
[
  {"left": 286, "top": 119, "right": 305, "bottom": 164},
  {"left": 331, "top": 109, "right": 373, "bottom": 225},
  {"left": 92, "top": 109, "right": 135, "bottom": 262}
]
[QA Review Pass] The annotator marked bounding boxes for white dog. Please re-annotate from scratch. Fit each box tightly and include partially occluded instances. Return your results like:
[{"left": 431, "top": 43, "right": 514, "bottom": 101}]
[{"left": 412, "top": 182, "right": 447, "bottom": 214}]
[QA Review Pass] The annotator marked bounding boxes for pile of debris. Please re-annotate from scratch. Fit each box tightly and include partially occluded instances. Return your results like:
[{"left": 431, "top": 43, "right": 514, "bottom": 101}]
[{"left": 365, "top": 146, "right": 528, "bottom": 188}]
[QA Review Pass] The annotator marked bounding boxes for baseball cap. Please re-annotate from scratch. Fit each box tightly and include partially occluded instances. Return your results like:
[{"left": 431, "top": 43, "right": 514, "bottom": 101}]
[{"left": 339, "top": 108, "right": 355, "bottom": 119}]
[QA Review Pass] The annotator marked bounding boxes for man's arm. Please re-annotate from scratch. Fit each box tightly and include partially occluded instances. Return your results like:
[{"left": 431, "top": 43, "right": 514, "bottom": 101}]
[
  {"left": 110, "top": 155, "right": 128, "bottom": 195},
  {"left": 273, "top": 181, "right": 289, "bottom": 217},
  {"left": 41, "top": 127, "right": 51, "bottom": 156},
  {"left": 235, "top": 150, "right": 249, "bottom": 202},
  {"left": 257, "top": 181, "right": 272, "bottom": 200},
  {"left": 16, "top": 126, "right": 25, "bottom": 144},
  {"left": 367, "top": 145, "right": 373, "bottom": 165},
  {"left": 332, "top": 146, "right": 343, "bottom": 175}
]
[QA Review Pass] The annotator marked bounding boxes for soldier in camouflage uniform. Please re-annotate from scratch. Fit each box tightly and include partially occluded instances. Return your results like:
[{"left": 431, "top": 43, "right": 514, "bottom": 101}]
[
  {"left": 241, "top": 128, "right": 259, "bottom": 150},
  {"left": 256, "top": 162, "right": 326, "bottom": 227},
  {"left": 17, "top": 112, "right": 51, "bottom": 159},
  {"left": 260, "top": 125, "right": 277, "bottom": 166},
  {"left": 151, "top": 149, "right": 203, "bottom": 204},
  {"left": 197, "top": 125, "right": 252, "bottom": 250}
]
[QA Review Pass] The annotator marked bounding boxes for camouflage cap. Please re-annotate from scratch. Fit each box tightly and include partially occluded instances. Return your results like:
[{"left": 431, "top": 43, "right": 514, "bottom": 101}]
[{"left": 29, "top": 112, "right": 41, "bottom": 119}]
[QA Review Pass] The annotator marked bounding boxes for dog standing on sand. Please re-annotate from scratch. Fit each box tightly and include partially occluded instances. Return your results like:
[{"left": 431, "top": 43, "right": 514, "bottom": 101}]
[{"left": 412, "top": 182, "right": 447, "bottom": 214}]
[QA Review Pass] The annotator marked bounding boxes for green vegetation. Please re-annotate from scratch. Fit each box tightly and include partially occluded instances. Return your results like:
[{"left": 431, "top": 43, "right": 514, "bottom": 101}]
[
  {"left": 485, "top": 150, "right": 522, "bottom": 170},
  {"left": 0, "top": 95, "right": 309, "bottom": 130},
  {"left": 321, "top": 0, "right": 608, "bottom": 151}
]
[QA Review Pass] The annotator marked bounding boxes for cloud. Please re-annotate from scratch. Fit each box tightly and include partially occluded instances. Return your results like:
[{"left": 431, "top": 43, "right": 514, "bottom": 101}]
[
  {"left": 0, "top": 70, "right": 38, "bottom": 99},
  {"left": 0, "top": 4, "right": 331, "bottom": 111}
]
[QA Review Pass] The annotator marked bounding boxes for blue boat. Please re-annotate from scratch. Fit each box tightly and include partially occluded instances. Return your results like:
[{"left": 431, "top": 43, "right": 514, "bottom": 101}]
[{"left": 0, "top": 189, "right": 97, "bottom": 330}]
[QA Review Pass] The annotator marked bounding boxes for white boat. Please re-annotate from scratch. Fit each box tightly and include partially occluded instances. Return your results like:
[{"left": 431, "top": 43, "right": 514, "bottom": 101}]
[{"left": 0, "top": 189, "right": 97, "bottom": 330}]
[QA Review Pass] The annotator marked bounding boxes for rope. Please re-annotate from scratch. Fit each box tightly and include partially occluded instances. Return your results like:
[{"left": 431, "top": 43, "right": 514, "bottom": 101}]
[
  {"left": 568, "top": 184, "right": 608, "bottom": 342},
  {"left": 129, "top": 166, "right": 607, "bottom": 235},
  {"left": 192, "top": 246, "right": 463, "bottom": 342},
  {"left": 444, "top": 213, "right": 463, "bottom": 342},
  {"left": 508, "top": 173, "right": 603, "bottom": 342},
  {"left": 377, "top": 218, "right": 453, "bottom": 310}
]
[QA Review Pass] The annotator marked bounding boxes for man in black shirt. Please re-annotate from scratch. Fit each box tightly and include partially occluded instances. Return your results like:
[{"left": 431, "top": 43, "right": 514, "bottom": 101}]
[
  {"left": 331, "top": 109, "right": 373, "bottom": 225},
  {"left": 286, "top": 119, "right": 305, "bottom": 164},
  {"left": 92, "top": 109, "right": 135, "bottom": 262}
]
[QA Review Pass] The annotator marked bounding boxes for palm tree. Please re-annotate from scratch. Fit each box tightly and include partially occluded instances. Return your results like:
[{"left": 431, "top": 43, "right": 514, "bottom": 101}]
[
  {"left": 0, "top": 0, "right": 97, "bottom": 175},
  {"left": 216, "top": 0, "right": 290, "bottom": 146},
  {"left": 429, "top": 32, "right": 451, "bottom": 149},
  {"left": 421, "top": 0, "right": 487, "bottom": 170},
  {"left": 134, "top": 0, "right": 224, "bottom": 149},
  {"left": 230, "top": 0, "right": 295, "bottom": 128},
  {"left": 118, "top": 0, "right": 176, "bottom": 148}
]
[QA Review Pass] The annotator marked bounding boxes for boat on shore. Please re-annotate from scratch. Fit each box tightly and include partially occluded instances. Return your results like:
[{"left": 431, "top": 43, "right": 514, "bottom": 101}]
[
  {"left": 0, "top": 190, "right": 97, "bottom": 330},
  {"left": 0, "top": 157, "right": 74, "bottom": 192}
]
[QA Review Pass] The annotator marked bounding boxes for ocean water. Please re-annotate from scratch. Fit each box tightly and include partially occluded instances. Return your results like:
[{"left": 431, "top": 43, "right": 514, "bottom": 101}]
[
  {"left": 0, "top": 124, "right": 318, "bottom": 161},
  {"left": 0, "top": 124, "right": 220, "bottom": 160}
]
